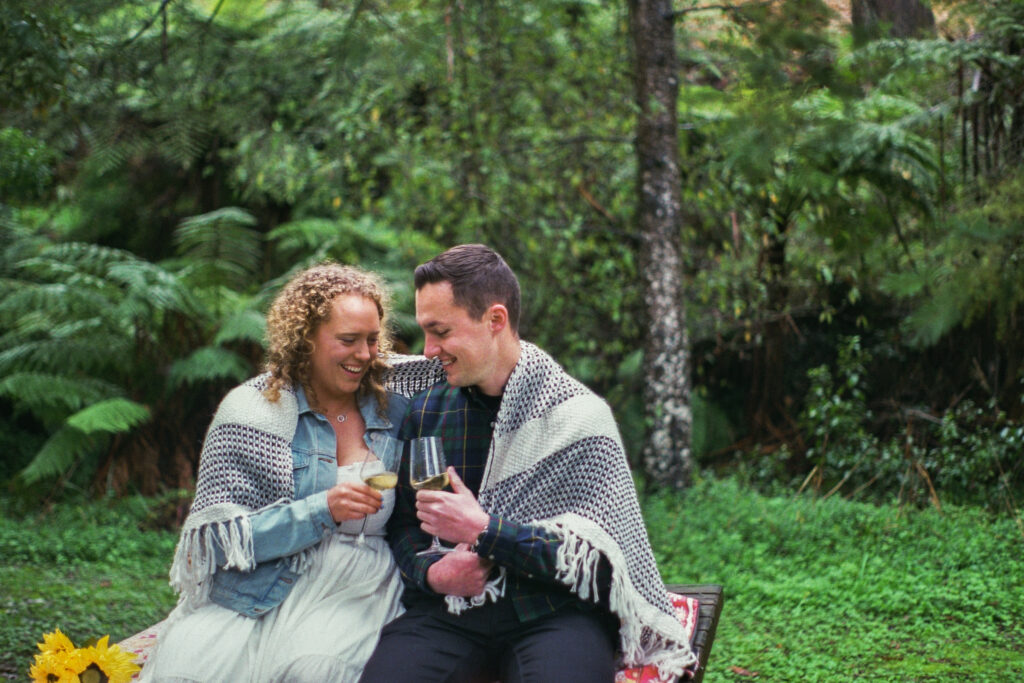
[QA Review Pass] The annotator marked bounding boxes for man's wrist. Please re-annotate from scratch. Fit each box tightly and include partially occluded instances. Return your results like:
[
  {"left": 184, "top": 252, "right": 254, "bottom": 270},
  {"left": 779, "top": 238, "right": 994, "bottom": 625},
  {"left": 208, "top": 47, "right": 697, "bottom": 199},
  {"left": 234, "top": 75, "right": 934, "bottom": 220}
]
[{"left": 468, "top": 514, "right": 491, "bottom": 551}]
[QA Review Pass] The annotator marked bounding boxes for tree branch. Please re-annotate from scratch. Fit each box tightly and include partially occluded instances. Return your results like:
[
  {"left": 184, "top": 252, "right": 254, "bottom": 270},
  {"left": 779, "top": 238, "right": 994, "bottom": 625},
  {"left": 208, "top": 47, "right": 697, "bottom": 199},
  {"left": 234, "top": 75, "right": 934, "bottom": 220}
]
[
  {"left": 667, "top": 0, "right": 773, "bottom": 20},
  {"left": 122, "top": 0, "right": 175, "bottom": 48}
]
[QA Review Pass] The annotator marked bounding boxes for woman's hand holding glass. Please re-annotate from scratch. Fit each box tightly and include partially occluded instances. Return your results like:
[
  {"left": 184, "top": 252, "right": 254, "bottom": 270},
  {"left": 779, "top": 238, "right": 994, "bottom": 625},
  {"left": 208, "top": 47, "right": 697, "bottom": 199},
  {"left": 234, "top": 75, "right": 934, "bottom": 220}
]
[{"left": 326, "top": 481, "right": 382, "bottom": 524}]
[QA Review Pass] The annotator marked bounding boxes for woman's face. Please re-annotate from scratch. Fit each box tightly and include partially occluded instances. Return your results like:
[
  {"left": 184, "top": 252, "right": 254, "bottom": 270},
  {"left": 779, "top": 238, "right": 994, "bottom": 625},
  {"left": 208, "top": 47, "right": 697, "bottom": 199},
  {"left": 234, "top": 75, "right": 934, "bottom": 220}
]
[{"left": 307, "top": 294, "right": 381, "bottom": 405}]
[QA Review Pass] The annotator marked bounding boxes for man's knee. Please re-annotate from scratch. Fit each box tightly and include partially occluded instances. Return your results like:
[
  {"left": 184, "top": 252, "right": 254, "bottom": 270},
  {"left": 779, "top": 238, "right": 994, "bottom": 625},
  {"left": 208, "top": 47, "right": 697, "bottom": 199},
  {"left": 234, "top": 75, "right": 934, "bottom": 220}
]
[{"left": 502, "top": 609, "right": 617, "bottom": 683}]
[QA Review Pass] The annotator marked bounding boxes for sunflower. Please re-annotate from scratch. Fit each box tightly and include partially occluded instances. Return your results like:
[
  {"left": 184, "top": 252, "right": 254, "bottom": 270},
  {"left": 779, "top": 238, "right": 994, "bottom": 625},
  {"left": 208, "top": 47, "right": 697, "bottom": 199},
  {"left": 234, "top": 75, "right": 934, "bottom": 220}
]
[
  {"left": 28, "top": 650, "right": 82, "bottom": 683},
  {"left": 77, "top": 635, "right": 141, "bottom": 683},
  {"left": 37, "top": 629, "right": 76, "bottom": 655}
]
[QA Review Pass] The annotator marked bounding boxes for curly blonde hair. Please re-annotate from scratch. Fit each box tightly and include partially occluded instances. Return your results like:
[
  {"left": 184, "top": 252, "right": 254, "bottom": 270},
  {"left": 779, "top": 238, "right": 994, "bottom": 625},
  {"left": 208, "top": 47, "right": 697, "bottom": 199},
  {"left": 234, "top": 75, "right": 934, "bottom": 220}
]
[{"left": 263, "top": 262, "right": 393, "bottom": 413}]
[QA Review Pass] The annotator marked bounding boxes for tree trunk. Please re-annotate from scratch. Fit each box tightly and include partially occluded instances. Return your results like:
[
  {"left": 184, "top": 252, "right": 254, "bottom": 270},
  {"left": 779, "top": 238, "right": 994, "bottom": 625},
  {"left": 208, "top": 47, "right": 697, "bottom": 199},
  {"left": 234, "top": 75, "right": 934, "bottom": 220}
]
[
  {"left": 851, "top": 0, "right": 936, "bottom": 41},
  {"left": 628, "top": 0, "right": 693, "bottom": 489}
]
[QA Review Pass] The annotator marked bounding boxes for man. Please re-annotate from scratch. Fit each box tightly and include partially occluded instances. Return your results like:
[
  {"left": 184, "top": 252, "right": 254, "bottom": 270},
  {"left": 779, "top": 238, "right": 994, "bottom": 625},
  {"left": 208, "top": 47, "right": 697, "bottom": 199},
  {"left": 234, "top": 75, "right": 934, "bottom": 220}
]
[{"left": 361, "top": 244, "right": 695, "bottom": 683}]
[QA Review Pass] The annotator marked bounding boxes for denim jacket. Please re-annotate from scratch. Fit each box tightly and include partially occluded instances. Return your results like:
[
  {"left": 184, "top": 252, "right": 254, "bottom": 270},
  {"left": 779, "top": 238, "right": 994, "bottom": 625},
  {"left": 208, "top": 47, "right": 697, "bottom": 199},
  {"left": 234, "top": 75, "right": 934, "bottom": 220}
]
[{"left": 207, "top": 387, "right": 407, "bottom": 617}]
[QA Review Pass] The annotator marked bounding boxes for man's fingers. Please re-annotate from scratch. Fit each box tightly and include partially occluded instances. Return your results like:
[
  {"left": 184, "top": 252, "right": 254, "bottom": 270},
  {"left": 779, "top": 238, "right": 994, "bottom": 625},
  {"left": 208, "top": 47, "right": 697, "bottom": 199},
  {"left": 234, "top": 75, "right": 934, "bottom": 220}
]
[{"left": 447, "top": 466, "right": 468, "bottom": 494}]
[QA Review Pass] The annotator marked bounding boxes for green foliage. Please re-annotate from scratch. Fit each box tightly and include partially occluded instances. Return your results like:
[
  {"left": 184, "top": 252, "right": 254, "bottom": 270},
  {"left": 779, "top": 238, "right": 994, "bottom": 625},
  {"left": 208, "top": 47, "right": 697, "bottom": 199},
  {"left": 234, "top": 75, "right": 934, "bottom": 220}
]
[
  {"left": 0, "top": 218, "right": 249, "bottom": 490},
  {"left": 2, "top": 0, "right": 1024, "bottom": 504},
  {"left": 66, "top": 398, "right": 151, "bottom": 435},
  {"left": 644, "top": 477, "right": 1024, "bottom": 681},
  {"left": 886, "top": 173, "right": 1024, "bottom": 348},
  {"left": 173, "top": 207, "right": 262, "bottom": 293},
  {"left": 741, "top": 336, "right": 1024, "bottom": 509},
  {"left": 0, "top": 128, "right": 55, "bottom": 202},
  {"left": 168, "top": 346, "right": 251, "bottom": 388},
  {"left": 4, "top": 481, "right": 1022, "bottom": 679},
  {"left": 0, "top": 494, "right": 178, "bottom": 676}
]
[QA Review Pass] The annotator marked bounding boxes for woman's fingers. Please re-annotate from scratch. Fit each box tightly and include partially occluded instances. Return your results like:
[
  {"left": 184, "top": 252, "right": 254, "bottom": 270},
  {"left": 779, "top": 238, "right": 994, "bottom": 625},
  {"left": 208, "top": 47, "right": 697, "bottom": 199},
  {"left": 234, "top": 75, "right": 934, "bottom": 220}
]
[{"left": 326, "top": 481, "right": 384, "bottom": 523}]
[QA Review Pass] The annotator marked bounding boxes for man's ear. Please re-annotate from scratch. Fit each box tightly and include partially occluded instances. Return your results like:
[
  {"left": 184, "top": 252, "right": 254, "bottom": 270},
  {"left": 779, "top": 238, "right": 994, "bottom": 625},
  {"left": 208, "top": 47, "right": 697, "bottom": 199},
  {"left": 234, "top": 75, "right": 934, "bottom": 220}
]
[{"left": 486, "top": 304, "right": 509, "bottom": 333}]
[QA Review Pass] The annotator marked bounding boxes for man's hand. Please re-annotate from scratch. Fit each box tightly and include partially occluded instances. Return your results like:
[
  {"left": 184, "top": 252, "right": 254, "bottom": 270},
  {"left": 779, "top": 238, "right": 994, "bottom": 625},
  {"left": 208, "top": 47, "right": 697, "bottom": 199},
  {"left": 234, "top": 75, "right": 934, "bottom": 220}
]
[
  {"left": 426, "top": 545, "right": 494, "bottom": 596},
  {"left": 326, "top": 481, "right": 382, "bottom": 523},
  {"left": 416, "top": 467, "right": 490, "bottom": 545}
]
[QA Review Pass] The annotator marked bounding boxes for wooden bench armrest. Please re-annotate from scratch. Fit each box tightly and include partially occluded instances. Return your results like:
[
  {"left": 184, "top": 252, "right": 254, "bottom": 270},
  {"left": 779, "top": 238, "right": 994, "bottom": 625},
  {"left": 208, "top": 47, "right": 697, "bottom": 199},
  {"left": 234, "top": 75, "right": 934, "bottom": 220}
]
[{"left": 665, "top": 583, "right": 724, "bottom": 683}]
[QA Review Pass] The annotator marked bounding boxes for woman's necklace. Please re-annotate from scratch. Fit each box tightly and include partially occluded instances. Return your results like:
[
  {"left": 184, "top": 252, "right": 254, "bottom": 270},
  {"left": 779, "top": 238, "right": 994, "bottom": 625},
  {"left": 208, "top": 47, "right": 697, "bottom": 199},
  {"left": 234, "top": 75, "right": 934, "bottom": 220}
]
[{"left": 313, "top": 401, "right": 352, "bottom": 424}]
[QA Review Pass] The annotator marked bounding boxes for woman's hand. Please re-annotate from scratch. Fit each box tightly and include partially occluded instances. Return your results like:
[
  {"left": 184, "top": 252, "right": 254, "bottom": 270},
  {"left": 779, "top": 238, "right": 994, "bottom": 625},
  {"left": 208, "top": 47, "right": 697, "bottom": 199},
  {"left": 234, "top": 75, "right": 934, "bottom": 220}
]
[
  {"left": 326, "top": 481, "right": 383, "bottom": 523},
  {"left": 425, "top": 545, "right": 494, "bottom": 596}
]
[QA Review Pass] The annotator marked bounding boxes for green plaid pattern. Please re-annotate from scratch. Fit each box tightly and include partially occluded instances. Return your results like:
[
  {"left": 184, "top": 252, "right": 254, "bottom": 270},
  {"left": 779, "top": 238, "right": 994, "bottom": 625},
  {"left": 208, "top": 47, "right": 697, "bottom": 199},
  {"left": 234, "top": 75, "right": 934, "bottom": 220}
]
[{"left": 389, "top": 383, "right": 583, "bottom": 620}]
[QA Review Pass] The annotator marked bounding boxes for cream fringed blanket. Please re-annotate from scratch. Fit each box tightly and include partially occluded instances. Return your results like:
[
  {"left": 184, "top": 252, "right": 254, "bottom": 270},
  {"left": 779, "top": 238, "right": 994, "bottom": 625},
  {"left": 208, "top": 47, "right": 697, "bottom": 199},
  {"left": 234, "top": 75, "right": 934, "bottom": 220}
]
[
  {"left": 468, "top": 342, "right": 697, "bottom": 678},
  {"left": 168, "top": 356, "right": 444, "bottom": 609}
]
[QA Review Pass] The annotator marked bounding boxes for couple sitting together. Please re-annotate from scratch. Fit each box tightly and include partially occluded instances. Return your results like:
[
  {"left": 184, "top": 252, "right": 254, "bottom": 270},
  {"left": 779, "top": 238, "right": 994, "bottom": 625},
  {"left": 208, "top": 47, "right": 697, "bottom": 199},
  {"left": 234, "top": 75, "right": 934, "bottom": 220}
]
[{"left": 139, "top": 244, "right": 697, "bottom": 682}]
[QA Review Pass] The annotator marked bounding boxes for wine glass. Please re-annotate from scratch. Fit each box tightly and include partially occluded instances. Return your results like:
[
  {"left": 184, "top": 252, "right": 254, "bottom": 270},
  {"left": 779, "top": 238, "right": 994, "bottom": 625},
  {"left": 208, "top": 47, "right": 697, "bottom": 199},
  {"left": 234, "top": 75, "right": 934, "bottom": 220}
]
[
  {"left": 409, "top": 436, "right": 454, "bottom": 556},
  {"left": 355, "top": 440, "right": 401, "bottom": 543}
]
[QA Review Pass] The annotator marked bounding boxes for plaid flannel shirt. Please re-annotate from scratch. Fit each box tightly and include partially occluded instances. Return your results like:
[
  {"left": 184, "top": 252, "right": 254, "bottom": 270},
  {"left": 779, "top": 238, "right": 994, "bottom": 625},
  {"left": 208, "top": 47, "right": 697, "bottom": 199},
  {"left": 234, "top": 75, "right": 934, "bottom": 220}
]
[{"left": 390, "top": 382, "right": 601, "bottom": 622}]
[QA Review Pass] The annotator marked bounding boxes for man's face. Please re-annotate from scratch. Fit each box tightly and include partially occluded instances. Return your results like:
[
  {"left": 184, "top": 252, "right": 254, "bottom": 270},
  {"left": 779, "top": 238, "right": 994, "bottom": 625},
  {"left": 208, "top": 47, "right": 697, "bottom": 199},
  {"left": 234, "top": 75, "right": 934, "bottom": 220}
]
[{"left": 415, "top": 281, "right": 498, "bottom": 392}]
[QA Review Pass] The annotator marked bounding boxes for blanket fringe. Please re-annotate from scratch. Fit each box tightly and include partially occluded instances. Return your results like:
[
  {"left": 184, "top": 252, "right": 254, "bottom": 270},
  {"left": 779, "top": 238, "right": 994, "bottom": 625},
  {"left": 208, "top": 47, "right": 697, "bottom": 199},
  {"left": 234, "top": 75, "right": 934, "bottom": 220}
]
[
  {"left": 169, "top": 512, "right": 255, "bottom": 606},
  {"left": 537, "top": 518, "right": 698, "bottom": 680},
  {"left": 444, "top": 567, "right": 507, "bottom": 615}
]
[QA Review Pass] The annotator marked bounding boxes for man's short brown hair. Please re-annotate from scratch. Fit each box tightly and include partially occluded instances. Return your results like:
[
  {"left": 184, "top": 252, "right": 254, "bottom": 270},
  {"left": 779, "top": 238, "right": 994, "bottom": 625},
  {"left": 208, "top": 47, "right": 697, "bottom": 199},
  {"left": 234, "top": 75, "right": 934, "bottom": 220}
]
[{"left": 414, "top": 244, "right": 521, "bottom": 333}]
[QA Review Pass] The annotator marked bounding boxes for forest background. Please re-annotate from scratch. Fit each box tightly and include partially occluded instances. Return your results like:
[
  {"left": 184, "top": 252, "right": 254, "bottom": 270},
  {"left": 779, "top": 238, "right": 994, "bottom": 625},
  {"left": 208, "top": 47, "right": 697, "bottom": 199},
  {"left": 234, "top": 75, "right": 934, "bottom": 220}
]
[{"left": 2, "top": 0, "right": 1024, "bottom": 679}]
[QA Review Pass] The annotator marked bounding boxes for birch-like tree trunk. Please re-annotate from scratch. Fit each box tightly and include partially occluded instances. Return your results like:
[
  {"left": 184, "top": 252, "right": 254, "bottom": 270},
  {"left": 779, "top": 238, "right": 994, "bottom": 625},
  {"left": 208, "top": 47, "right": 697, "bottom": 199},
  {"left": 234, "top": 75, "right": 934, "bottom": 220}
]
[{"left": 629, "top": 0, "right": 693, "bottom": 489}]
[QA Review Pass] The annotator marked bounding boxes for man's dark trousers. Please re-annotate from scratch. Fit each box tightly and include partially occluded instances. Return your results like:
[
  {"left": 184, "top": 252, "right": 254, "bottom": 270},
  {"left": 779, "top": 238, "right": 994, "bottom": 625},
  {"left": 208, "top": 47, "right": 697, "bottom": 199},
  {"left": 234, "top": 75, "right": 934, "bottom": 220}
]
[{"left": 360, "top": 596, "right": 617, "bottom": 683}]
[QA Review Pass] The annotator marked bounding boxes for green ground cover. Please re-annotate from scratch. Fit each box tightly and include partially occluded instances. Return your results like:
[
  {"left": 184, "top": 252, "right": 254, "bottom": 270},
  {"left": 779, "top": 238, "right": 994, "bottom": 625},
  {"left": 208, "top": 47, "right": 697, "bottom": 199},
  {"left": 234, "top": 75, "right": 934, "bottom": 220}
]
[
  {"left": 2, "top": 479, "right": 1021, "bottom": 680},
  {"left": 647, "top": 479, "right": 1024, "bottom": 681}
]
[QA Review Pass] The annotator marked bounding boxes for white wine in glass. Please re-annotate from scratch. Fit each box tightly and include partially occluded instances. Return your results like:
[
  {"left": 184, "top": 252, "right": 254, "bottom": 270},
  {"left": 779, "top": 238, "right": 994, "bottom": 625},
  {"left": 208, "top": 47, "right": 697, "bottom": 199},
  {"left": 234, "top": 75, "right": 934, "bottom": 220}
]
[
  {"left": 363, "top": 471, "right": 399, "bottom": 491},
  {"left": 355, "top": 443, "right": 401, "bottom": 542},
  {"left": 409, "top": 436, "right": 455, "bottom": 556}
]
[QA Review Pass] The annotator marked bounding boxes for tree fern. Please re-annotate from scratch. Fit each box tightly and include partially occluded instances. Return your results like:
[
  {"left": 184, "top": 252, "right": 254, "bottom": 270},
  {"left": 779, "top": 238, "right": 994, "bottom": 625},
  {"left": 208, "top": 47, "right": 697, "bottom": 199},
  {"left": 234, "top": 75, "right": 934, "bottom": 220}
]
[
  {"left": 168, "top": 346, "right": 251, "bottom": 388},
  {"left": 19, "top": 426, "right": 106, "bottom": 484},
  {"left": 173, "top": 207, "right": 262, "bottom": 298},
  {"left": 65, "top": 398, "right": 151, "bottom": 434},
  {"left": 0, "top": 372, "right": 118, "bottom": 415},
  {"left": 213, "top": 308, "right": 266, "bottom": 346}
]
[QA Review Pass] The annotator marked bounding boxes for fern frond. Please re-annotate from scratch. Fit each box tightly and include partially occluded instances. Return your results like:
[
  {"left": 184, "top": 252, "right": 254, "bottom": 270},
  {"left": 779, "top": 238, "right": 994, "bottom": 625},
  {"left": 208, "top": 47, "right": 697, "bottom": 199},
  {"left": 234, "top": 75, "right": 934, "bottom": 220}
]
[
  {"left": 266, "top": 218, "right": 342, "bottom": 254},
  {"left": 168, "top": 347, "right": 252, "bottom": 388},
  {"left": 174, "top": 207, "right": 262, "bottom": 290},
  {"left": 0, "top": 281, "right": 114, "bottom": 324},
  {"left": 0, "top": 335, "right": 131, "bottom": 374},
  {"left": 213, "top": 309, "right": 267, "bottom": 345},
  {"left": 154, "top": 114, "right": 210, "bottom": 169},
  {"left": 108, "top": 261, "right": 201, "bottom": 318},
  {"left": 0, "top": 372, "right": 120, "bottom": 415},
  {"left": 31, "top": 241, "right": 139, "bottom": 277},
  {"left": 65, "top": 398, "right": 151, "bottom": 434},
  {"left": 20, "top": 426, "right": 106, "bottom": 483}
]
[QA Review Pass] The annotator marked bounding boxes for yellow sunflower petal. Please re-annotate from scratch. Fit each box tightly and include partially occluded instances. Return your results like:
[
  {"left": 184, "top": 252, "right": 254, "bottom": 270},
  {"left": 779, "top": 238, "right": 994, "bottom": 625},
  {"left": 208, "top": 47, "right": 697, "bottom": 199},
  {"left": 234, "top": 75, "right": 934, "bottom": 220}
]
[
  {"left": 29, "top": 651, "right": 81, "bottom": 683},
  {"left": 79, "top": 635, "right": 142, "bottom": 683},
  {"left": 37, "top": 628, "right": 76, "bottom": 654}
]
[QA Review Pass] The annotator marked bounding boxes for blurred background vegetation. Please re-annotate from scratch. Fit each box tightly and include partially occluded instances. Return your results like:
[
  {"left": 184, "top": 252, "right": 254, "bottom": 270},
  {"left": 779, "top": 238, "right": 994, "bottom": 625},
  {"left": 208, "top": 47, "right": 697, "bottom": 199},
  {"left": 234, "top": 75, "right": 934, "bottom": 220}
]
[{"left": 1, "top": 0, "right": 1023, "bottom": 518}]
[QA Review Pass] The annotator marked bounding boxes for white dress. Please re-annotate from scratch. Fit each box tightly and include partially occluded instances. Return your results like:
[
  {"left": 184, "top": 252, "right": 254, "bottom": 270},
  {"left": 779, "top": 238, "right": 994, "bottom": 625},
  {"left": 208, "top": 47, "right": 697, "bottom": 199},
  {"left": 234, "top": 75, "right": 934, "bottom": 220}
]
[{"left": 140, "top": 463, "right": 403, "bottom": 683}]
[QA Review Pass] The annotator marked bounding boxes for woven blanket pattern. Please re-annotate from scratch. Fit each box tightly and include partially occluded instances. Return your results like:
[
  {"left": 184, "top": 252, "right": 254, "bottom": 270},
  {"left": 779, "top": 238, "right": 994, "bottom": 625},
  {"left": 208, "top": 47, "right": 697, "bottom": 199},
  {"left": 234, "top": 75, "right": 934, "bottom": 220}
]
[
  {"left": 473, "top": 342, "right": 697, "bottom": 677},
  {"left": 170, "top": 357, "right": 444, "bottom": 604}
]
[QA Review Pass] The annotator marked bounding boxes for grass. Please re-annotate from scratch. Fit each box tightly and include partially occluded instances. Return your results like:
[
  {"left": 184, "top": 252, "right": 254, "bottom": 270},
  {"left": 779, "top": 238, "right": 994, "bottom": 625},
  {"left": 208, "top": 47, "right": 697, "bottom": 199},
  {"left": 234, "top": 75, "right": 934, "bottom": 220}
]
[
  {"left": 645, "top": 477, "right": 1024, "bottom": 681},
  {"left": 0, "top": 496, "right": 177, "bottom": 678},
  {"left": 2, "top": 478, "right": 1022, "bottom": 681}
]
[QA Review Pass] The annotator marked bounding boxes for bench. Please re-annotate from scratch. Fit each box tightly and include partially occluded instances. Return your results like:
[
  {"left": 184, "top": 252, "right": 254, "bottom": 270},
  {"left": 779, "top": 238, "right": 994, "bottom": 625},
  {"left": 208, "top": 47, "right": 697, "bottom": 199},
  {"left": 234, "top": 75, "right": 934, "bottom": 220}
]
[
  {"left": 665, "top": 583, "right": 724, "bottom": 683},
  {"left": 119, "top": 584, "right": 723, "bottom": 681}
]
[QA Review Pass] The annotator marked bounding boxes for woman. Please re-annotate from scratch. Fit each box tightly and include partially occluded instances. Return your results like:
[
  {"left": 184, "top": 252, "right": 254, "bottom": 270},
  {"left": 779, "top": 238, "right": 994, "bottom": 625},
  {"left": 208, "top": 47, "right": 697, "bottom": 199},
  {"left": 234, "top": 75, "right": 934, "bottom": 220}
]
[{"left": 140, "top": 264, "right": 441, "bottom": 682}]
